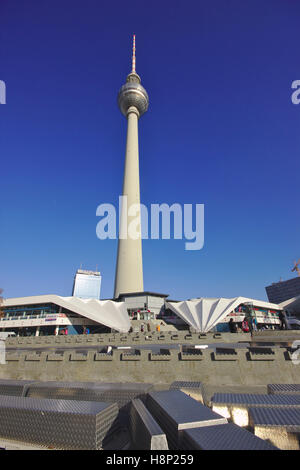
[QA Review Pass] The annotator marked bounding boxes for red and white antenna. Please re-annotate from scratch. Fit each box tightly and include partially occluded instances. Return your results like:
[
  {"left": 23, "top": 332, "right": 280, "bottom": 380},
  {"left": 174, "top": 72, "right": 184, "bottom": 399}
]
[{"left": 132, "top": 34, "right": 136, "bottom": 73}]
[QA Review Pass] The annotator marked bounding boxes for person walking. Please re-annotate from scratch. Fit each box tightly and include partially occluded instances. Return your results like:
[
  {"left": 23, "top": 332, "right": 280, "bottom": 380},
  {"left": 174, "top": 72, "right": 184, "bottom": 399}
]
[
  {"left": 279, "top": 310, "right": 289, "bottom": 330},
  {"left": 241, "top": 317, "right": 250, "bottom": 333},
  {"left": 229, "top": 318, "right": 237, "bottom": 333}
]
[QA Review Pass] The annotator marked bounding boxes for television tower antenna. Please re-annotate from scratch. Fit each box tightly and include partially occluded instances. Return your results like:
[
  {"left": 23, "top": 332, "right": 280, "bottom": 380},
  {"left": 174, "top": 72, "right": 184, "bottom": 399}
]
[{"left": 132, "top": 34, "right": 136, "bottom": 73}]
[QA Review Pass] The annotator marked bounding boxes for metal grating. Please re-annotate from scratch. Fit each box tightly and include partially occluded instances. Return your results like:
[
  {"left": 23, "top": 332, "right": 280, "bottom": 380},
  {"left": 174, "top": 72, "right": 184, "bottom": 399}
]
[
  {"left": 0, "top": 395, "right": 119, "bottom": 449},
  {"left": 267, "top": 384, "right": 300, "bottom": 395},
  {"left": 129, "top": 399, "right": 168, "bottom": 450},
  {"left": 249, "top": 407, "right": 300, "bottom": 431},
  {"left": 180, "top": 423, "right": 278, "bottom": 450},
  {"left": 212, "top": 393, "right": 300, "bottom": 408},
  {"left": 169, "top": 381, "right": 202, "bottom": 390},
  {"left": 26, "top": 381, "right": 154, "bottom": 409},
  {"left": 146, "top": 390, "right": 227, "bottom": 450},
  {"left": 0, "top": 379, "right": 37, "bottom": 397}
]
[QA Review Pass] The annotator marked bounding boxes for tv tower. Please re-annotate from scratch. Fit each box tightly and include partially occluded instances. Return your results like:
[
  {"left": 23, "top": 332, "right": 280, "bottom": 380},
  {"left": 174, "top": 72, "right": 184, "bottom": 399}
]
[{"left": 114, "top": 35, "right": 149, "bottom": 298}]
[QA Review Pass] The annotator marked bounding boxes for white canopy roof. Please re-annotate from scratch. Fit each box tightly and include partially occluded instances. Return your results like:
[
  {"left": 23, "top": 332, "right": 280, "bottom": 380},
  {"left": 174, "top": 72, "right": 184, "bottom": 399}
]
[
  {"left": 166, "top": 296, "right": 282, "bottom": 333},
  {"left": 279, "top": 295, "right": 300, "bottom": 313},
  {"left": 3, "top": 295, "right": 131, "bottom": 333}
]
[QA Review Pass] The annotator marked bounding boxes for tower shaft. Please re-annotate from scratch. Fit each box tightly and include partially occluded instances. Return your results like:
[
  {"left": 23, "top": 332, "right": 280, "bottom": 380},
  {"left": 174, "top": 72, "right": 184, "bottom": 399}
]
[{"left": 114, "top": 106, "right": 144, "bottom": 298}]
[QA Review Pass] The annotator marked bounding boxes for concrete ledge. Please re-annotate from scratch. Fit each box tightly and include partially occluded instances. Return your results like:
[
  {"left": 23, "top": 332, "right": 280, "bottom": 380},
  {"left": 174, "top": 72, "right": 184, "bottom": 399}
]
[
  {"left": 180, "top": 352, "right": 203, "bottom": 361},
  {"left": 213, "top": 333, "right": 223, "bottom": 339},
  {"left": 5, "top": 331, "right": 254, "bottom": 349},
  {"left": 121, "top": 354, "right": 141, "bottom": 361},
  {"left": 150, "top": 353, "right": 171, "bottom": 361},
  {"left": 25, "top": 354, "right": 41, "bottom": 362},
  {"left": 94, "top": 353, "right": 113, "bottom": 361},
  {"left": 184, "top": 335, "right": 193, "bottom": 340},
  {"left": 6, "top": 354, "right": 20, "bottom": 362},
  {"left": 213, "top": 352, "right": 238, "bottom": 361},
  {"left": 157, "top": 335, "right": 166, "bottom": 341},
  {"left": 248, "top": 348, "right": 276, "bottom": 361},
  {"left": 1, "top": 344, "right": 300, "bottom": 386},
  {"left": 253, "top": 330, "right": 300, "bottom": 337},
  {"left": 46, "top": 354, "right": 64, "bottom": 362},
  {"left": 69, "top": 353, "right": 87, "bottom": 362}
]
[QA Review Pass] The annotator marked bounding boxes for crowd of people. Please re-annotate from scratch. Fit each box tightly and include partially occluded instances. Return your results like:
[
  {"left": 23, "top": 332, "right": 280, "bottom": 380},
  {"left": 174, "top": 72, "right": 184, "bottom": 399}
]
[{"left": 228, "top": 310, "right": 289, "bottom": 333}]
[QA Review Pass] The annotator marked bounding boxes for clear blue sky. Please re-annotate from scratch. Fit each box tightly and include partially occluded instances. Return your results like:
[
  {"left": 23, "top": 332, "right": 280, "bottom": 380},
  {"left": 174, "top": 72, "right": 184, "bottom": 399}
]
[{"left": 0, "top": 0, "right": 299, "bottom": 301}]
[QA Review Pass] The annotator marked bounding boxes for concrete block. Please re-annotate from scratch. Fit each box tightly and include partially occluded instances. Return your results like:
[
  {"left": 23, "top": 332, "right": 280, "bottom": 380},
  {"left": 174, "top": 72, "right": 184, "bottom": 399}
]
[
  {"left": 248, "top": 347, "right": 275, "bottom": 361},
  {"left": 129, "top": 399, "right": 168, "bottom": 450},
  {"left": 212, "top": 393, "right": 300, "bottom": 428},
  {"left": 146, "top": 390, "right": 227, "bottom": 450},
  {"left": 94, "top": 353, "right": 113, "bottom": 361},
  {"left": 150, "top": 353, "right": 171, "bottom": 361},
  {"left": 5, "top": 354, "right": 20, "bottom": 362},
  {"left": 249, "top": 407, "right": 300, "bottom": 450},
  {"left": 25, "top": 354, "right": 41, "bottom": 362},
  {"left": 184, "top": 334, "right": 193, "bottom": 340},
  {"left": 0, "top": 379, "right": 36, "bottom": 397},
  {"left": 180, "top": 351, "right": 203, "bottom": 361},
  {"left": 213, "top": 348, "right": 238, "bottom": 361},
  {"left": 180, "top": 422, "right": 277, "bottom": 450},
  {"left": 47, "top": 354, "right": 64, "bottom": 362},
  {"left": 213, "top": 333, "right": 222, "bottom": 339},
  {"left": 69, "top": 353, "right": 87, "bottom": 362},
  {"left": 267, "top": 384, "right": 300, "bottom": 395},
  {"left": 0, "top": 395, "right": 119, "bottom": 449},
  {"left": 158, "top": 335, "right": 166, "bottom": 341},
  {"left": 121, "top": 353, "right": 141, "bottom": 361}
]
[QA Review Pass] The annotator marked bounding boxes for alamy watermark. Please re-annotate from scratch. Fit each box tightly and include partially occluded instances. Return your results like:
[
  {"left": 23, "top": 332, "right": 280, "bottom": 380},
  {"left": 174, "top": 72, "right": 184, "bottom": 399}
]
[
  {"left": 291, "top": 340, "right": 300, "bottom": 365},
  {"left": 291, "top": 80, "right": 300, "bottom": 105},
  {"left": 96, "top": 197, "right": 204, "bottom": 251},
  {"left": 0, "top": 340, "right": 6, "bottom": 365},
  {"left": 0, "top": 80, "right": 6, "bottom": 104}
]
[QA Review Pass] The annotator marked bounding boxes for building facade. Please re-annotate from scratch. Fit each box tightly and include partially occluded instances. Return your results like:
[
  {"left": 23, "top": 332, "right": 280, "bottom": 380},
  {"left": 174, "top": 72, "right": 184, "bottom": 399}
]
[
  {"left": 1, "top": 295, "right": 130, "bottom": 336},
  {"left": 72, "top": 269, "right": 102, "bottom": 300},
  {"left": 266, "top": 277, "right": 300, "bottom": 304}
]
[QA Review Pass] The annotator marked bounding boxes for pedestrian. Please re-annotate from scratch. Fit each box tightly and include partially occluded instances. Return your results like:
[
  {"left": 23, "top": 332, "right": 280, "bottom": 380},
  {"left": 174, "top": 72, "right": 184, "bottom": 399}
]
[
  {"left": 241, "top": 317, "right": 250, "bottom": 333},
  {"left": 229, "top": 318, "right": 237, "bottom": 333},
  {"left": 279, "top": 310, "right": 289, "bottom": 330}
]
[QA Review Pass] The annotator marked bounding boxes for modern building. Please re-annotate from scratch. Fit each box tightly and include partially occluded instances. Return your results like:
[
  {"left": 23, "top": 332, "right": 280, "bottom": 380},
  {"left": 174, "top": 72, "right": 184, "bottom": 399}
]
[
  {"left": 165, "top": 297, "right": 282, "bottom": 332},
  {"left": 114, "top": 35, "right": 149, "bottom": 298},
  {"left": 116, "top": 292, "right": 168, "bottom": 321},
  {"left": 72, "top": 269, "right": 101, "bottom": 300},
  {"left": 279, "top": 295, "right": 300, "bottom": 328},
  {"left": 1, "top": 295, "right": 130, "bottom": 336},
  {"left": 265, "top": 276, "right": 300, "bottom": 304},
  {"left": 1, "top": 292, "right": 284, "bottom": 336}
]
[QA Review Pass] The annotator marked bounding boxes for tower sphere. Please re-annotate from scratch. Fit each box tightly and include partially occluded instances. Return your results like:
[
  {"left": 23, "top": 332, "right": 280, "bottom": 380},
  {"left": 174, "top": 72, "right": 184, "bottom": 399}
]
[{"left": 118, "top": 72, "right": 149, "bottom": 117}]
